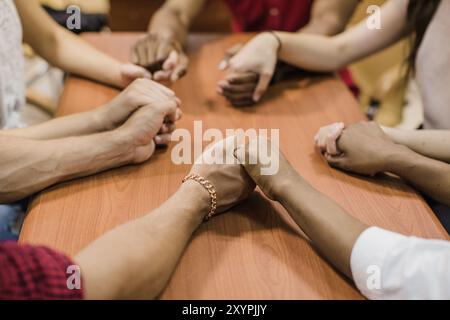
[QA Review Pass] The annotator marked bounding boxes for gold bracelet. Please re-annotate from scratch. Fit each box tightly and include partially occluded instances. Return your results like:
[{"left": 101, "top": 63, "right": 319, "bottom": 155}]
[{"left": 182, "top": 174, "right": 217, "bottom": 221}]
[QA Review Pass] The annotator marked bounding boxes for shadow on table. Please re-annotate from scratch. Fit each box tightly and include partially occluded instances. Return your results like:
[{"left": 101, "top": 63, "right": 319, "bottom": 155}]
[
  {"left": 222, "top": 75, "right": 333, "bottom": 115},
  {"left": 200, "top": 191, "right": 301, "bottom": 238},
  {"left": 192, "top": 191, "right": 361, "bottom": 298},
  {"left": 308, "top": 150, "right": 420, "bottom": 199}
]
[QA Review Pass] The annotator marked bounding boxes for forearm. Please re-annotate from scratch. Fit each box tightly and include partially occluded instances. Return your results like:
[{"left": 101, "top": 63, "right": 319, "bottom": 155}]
[
  {"left": 386, "top": 146, "right": 450, "bottom": 207},
  {"left": 275, "top": 173, "right": 368, "bottom": 278},
  {"left": 300, "top": 0, "right": 358, "bottom": 36},
  {"left": 0, "top": 131, "right": 131, "bottom": 203},
  {"left": 384, "top": 127, "right": 450, "bottom": 163},
  {"left": 275, "top": 32, "right": 346, "bottom": 72},
  {"left": 149, "top": 7, "right": 188, "bottom": 46},
  {"left": 300, "top": 19, "right": 344, "bottom": 37},
  {"left": 1, "top": 108, "right": 106, "bottom": 140},
  {"left": 275, "top": 0, "right": 408, "bottom": 73},
  {"left": 149, "top": 0, "right": 205, "bottom": 46},
  {"left": 47, "top": 29, "right": 124, "bottom": 88},
  {"left": 15, "top": 0, "right": 124, "bottom": 88},
  {"left": 75, "top": 182, "right": 208, "bottom": 299}
]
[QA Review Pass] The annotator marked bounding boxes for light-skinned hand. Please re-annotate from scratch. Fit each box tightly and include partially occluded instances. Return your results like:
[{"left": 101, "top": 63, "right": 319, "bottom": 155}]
[
  {"left": 222, "top": 33, "right": 279, "bottom": 102},
  {"left": 188, "top": 136, "right": 256, "bottom": 215}
]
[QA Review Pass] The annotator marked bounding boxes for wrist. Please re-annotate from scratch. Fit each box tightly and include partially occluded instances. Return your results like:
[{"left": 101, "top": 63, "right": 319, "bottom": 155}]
[
  {"left": 382, "top": 126, "right": 404, "bottom": 145},
  {"left": 151, "top": 29, "right": 176, "bottom": 41},
  {"left": 384, "top": 144, "right": 416, "bottom": 174},
  {"left": 109, "top": 62, "right": 127, "bottom": 89},
  {"left": 275, "top": 173, "right": 313, "bottom": 207},
  {"left": 91, "top": 106, "right": 112, "bottom": 132},
  {"left": 109, "top": 129, "right": 137, "bottom": 164},
  {"left": 258, "top": 32, "right": 281, "bottom": 53},
  {"left": 47, "top": 130, "right": 134, "bottom": 182},
  {"left": 176, "top": 181, "right": 211, "bottom": 224},
  {"left": 149, "top": 19, "right": 184, "bottom": 46},
  {"left": 267, "top": 31, "right": 282, "bottom": 52},
  {"left": 270, "top": 168, "right": 304, "bottom": 202}
]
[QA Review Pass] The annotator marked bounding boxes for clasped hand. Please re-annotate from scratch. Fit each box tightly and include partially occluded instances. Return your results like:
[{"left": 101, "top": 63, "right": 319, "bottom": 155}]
[
  {"left": 95, "top": 78, "right": 182, "bottom": 164},
  {"left": 315, "top": 122, "right": 402, "bottom": 176}
]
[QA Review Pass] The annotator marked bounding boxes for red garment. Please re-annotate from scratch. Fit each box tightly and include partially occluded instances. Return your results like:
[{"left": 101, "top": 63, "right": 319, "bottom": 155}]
[
  {"left": 223, "top": 0, "right": 358, "bottom": 97},
  {"left": 0, "top": 242, "right": 83, "bottom": 300},
  {"left": 339, "top": 69, "right": 359, "bottom": 97},
  {"left": 223, "top": 0, "right": 313, "bottom": 32}
]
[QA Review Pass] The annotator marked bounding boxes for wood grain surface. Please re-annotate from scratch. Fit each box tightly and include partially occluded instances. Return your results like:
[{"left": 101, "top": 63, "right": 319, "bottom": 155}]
[{"left": 19, "top": 33, "right": 449, "bottom": 300}]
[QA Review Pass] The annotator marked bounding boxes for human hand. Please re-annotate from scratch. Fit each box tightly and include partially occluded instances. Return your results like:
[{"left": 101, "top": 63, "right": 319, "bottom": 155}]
[
  {"left": 117, "top": 96, "right": 182, "bottom": 164},
  {"left": 131, "top": 33, "right": 188, "bottom": 82},
  {"left": 217, "top": 72, "right": 259, "bottom": 107},
  {"left": 315, "top": 122, "right": 345, "bottom": 156},
  {"left": 222, "top": 33, "right": 280, "bottom": 102},
  {"left": 217, "top": 43, "right": 259, "bottom": 107},
  {"left": 323, "top": 122, "right": 400, "bottom": 176},
  {"left": 188, "top": 136, "right": 256, "bottom": 216},
  {"left": 119, "top": 63, "right": 153, "bottom": 88},
  {"left": 97, "top": 78, "right": 179, "bottom": 132},
  {"left": 234, "top": 136, "right": 298, "bottom": 202}
]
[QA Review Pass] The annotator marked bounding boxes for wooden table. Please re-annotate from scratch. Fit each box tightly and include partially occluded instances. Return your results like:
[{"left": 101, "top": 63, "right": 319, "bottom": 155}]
[{"left": 20, "top": 33, "right": 449, "bottom": 300}]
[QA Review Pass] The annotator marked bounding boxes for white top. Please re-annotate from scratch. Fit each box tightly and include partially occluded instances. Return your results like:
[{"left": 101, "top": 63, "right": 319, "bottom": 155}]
[
  {"left": 351, "top": 227, "right": 450, "bottom": 300},
  {"left": 0, "top": 0, "right": 25, "bottom": 129},
  {"left": 416, "top": 0, "right": 450, "bottom": 129}
]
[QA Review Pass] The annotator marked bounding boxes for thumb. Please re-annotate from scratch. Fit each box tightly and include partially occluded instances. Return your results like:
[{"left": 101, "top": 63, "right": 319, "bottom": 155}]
[
  {"left": 253, "top": 72, "right": 272, "bottom": 102},
  {"left": 170, "top": 53, "right": 189, "bottom": 82},
  {"left": 121, "top": 63, "right": 152, "bottom": 79},
  {"left": 219, "top": 43, "right": 243, "bottom": 70},
  {"left": 326, "top": 123, "right": 345, "bottom": 156},
  {"left": 163, "top": 50, "right": 179, "bottom": 71}
]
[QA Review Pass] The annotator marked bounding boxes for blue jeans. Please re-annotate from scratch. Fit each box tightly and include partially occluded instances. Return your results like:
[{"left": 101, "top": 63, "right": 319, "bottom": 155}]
[
  {"left": 424, "top": 195, "right": 450, "bottom": 235},
  {"left": 0, "top": 201, "right": 27, "bottom": 241}
]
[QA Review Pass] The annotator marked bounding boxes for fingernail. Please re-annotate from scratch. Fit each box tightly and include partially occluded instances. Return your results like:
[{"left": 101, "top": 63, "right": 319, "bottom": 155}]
[{"left": 155, "top": 136, "right": 162, "bottom": 144}]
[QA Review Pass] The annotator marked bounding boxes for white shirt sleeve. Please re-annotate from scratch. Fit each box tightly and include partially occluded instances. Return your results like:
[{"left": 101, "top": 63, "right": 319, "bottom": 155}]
[{"left": 350, "top": 226, "right": 450, "bottom": 300}]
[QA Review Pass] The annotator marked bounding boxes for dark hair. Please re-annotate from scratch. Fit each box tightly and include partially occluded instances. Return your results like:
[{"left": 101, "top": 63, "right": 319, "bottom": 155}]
[{"left": 406, "top": 0, "right": 441, "bottom": 73}]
